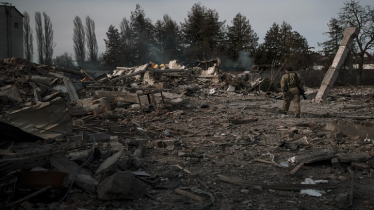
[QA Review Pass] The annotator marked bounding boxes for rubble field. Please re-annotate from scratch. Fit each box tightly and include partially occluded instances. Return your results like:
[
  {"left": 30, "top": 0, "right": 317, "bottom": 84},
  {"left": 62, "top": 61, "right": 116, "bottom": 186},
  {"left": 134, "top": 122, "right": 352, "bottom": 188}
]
[{"left": 1, "top": 57, "right": 374, "bottom": 210}]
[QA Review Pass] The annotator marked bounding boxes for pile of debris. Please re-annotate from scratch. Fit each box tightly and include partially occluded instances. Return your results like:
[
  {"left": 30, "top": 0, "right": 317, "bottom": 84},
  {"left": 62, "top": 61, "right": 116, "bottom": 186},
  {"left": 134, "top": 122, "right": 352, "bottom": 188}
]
[
  {"left": 3, "top": 55, "right": 374, "bottom": 210},
  {"left": 0, "top": 57, "right": 274, "bottom": 209}
]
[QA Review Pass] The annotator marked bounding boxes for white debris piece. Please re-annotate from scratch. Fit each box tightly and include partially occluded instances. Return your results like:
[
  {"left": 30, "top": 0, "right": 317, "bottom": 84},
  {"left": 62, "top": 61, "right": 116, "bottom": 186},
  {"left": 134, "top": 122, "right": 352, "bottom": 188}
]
[
  {"left": 209, "top": 88, "right": 216, "bottom": 95},
  {"left": 227, "top": 85, "right": 236, "bottom": 92},
  {"left": 300, "top": 178, "right": 326, "bottom": 197}
]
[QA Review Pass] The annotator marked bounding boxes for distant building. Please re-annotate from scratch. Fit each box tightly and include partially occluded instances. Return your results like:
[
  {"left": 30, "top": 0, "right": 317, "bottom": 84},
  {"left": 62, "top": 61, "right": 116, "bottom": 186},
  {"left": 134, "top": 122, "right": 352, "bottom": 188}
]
[{"left": 0, "top": 3, "right": 24, "bottom": 59}]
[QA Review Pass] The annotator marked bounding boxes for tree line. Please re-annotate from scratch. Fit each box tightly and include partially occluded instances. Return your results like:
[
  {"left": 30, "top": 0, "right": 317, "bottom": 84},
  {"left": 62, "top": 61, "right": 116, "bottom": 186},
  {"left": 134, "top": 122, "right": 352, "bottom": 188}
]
[
  {"left": 23, "top": 12, "right": 99, "bottom": 68},
  {"left": 22, "top": 1, "right": 374, "bottom": 84}
]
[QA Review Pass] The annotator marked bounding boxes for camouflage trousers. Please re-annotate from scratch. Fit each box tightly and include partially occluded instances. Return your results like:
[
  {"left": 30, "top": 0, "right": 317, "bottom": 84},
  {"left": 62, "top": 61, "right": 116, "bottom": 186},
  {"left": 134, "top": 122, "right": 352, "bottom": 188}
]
[{"left": 283, "top": 87, "right": 300, "bottom": 116}]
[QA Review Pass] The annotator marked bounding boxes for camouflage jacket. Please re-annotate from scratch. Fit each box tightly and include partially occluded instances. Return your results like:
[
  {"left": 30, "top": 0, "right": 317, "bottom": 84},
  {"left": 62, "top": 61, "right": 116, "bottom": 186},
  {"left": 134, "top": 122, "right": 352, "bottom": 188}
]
[{"left": 280, "top": 72, "right": 304, "bottom": 92}]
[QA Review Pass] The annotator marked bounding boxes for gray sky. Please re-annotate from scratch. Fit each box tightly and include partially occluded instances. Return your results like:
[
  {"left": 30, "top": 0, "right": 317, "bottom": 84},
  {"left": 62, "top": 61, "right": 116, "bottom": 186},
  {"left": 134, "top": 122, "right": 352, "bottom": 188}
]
[{"left": 9, "top": 0, "right": 374, "bottom": 61}]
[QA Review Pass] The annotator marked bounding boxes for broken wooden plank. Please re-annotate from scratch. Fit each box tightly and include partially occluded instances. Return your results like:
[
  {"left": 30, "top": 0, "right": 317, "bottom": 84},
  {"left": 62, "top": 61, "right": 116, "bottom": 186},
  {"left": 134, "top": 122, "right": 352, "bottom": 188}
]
[
  {"left": 30, "top": 75, "right": 52, "bottom": 85},
  {"left": 294, "top": 149, "right": 337, "bottom": 164},
  {"left": 109, "top": 63, "right": 150, "bottom": 84},
  {"left": 253, "top": 158, "right": 275, "bottom": 165},
  {"left": 49, "top": 78, "right": 59, "bottom": 86},
  {"left": 94, "top": 90, "right": 151, "bottom": 105},
  {"left": 29, "top": 82, "right": 41, "bottom": 103},
  {"left": 49, "top": 72, "right": 69, "bottom": 79},
  {"left": 175, "top": 188, "right": 206, "bottom": 202},
  {"left": 7, "top": 185, "right": 52, "bottom": 207},
  {"left": 33, "top": 64, "right": 49, "bottom": 77},
  {"left": 63, "top": 78, "right": 79, "bottom": 102},
  {"left": 80, "top": 67, "right": 96, "bottom": 81},
  {"left": 42, "top": 91, "right": 60, "bottom": 102},
  {"left": 289, "top": 162, "right": 304, "bottom": 176},
  {"left": 342, "top": 105, "right": 374, "bottom": 110},
  {"left": 175, "top": 164, "right": 192, "bottom": 175},
  {"left": 218, "top": 175, "right": 337, "bottom": 191}
]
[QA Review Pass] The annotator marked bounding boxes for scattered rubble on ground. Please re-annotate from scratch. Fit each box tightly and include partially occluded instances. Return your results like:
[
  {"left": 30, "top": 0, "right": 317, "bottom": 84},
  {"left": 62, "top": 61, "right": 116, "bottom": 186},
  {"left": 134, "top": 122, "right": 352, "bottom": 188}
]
[{"left": 1, "top": 57, "right": 374, "bottom": 210}]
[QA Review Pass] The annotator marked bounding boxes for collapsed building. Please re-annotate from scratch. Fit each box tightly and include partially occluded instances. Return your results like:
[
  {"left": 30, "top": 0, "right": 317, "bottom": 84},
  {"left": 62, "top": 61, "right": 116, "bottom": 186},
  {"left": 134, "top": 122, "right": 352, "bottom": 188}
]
[{"left": 1, "top": 27, "right": 374, "bottom": 210}]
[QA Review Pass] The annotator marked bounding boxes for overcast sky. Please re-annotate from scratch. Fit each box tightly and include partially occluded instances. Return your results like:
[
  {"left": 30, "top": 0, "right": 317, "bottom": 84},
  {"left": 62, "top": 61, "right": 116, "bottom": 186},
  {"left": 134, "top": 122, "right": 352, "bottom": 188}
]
[{"left": 8, "top": 0, "right": 374, "bottom": 61}]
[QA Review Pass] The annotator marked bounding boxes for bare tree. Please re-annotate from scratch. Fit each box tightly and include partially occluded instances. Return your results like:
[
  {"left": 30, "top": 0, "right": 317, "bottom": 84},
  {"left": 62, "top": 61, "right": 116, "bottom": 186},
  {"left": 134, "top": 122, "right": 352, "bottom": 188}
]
[
  {"left": 85, "top": 16, "right": 98, "bottom": 62},
  {"left": 35, "top": 12, "right": 44, "bottom": 64},
  {"left": 73, "top": 16, "right": 86, "bottom": 62},
  {"left": 339, "top": 0, "right": 374, "bottom": 84},
  {"left": 43, "top": 12, "right": 54, "bottom": 65},
  {"left": 23, "top": 11, "right": 33, "bottom": 62}
]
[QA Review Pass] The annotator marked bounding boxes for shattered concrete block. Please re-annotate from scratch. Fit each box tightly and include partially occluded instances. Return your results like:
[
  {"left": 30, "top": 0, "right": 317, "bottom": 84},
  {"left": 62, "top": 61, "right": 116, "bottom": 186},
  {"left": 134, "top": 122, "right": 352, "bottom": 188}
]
[
  {"left": 170, "top": 98, "right": 183, "bottom": 105},
  {"left": 331, "top": 157, "right": 342, "bottom": 169},
  {"left": 50, "top": 154, "right": 97, "bottom": 194},
  {"left": 109, "top": 141, "right": 123, "bottom": 153},
  {"left": 68, "top": 149, "right": 94, "bottom": 162},
  {"left": 95, "top": 149, "right": 123, "bottom": 175},
  {"left": 97, "top": 171, "right": 147, "bottom": 200},
  {"left": 240, "top": 189, "right": 249, "bottom": 194},
  {"left": 0, "top": 85, "right": 22, "bottom": 103},
  {"left": 227, "top": 86, "right": 236, "bottom": 92},
  {"left": 351, "top": 162, "right": 371, "bottom": 171},
  {"left": 75, "top": 174, "right": 98, "bottom": 193}
]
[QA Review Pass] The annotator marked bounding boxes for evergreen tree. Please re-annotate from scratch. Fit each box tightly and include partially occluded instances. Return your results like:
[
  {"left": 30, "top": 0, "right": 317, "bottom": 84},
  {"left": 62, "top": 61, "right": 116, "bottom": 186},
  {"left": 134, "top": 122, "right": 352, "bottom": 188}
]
[
  {"left": 226, "top": 13, "right": 258, "bottom": 60},
  {"left": 154, "top": 14, "right": 181, "bottom": 63},
  {"left": 130, "top": 4, "right": 154, "bottom": 64},
  {"left": 103, "top": 25, "right": 122, "bottom": 67},
  {"left": 181, "top": 3, "right": 225, "bottom": 61},
  {"left": 254, "top": 22, "right": 310, "bottom": 70}
]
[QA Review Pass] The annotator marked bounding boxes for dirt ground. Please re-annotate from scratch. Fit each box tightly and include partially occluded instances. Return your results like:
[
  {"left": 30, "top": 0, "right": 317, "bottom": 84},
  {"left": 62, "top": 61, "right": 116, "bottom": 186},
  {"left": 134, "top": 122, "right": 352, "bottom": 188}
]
[{"left": 2, "top": 82, "right": 374, "bottom": 210}]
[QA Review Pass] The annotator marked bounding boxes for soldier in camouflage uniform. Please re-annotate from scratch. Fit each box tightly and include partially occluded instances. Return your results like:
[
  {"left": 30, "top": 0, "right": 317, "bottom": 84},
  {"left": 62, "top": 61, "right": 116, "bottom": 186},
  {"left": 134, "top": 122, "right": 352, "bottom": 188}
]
[{"left": 280, "top": 67, "right": 304, "bottom": 118}]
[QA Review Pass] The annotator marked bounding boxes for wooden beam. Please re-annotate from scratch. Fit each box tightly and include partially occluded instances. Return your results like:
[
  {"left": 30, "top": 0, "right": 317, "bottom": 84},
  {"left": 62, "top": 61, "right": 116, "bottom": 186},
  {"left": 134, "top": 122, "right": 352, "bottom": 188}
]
[{"left": 63, "top": 78, "right": 79, "bottom": 102}]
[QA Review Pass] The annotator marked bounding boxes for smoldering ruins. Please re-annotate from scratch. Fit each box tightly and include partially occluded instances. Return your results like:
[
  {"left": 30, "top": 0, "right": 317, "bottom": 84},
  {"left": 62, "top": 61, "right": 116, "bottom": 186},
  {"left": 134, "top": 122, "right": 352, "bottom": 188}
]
[{"left": 1, "top": 26, "right": 374, "bottom": 210}]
